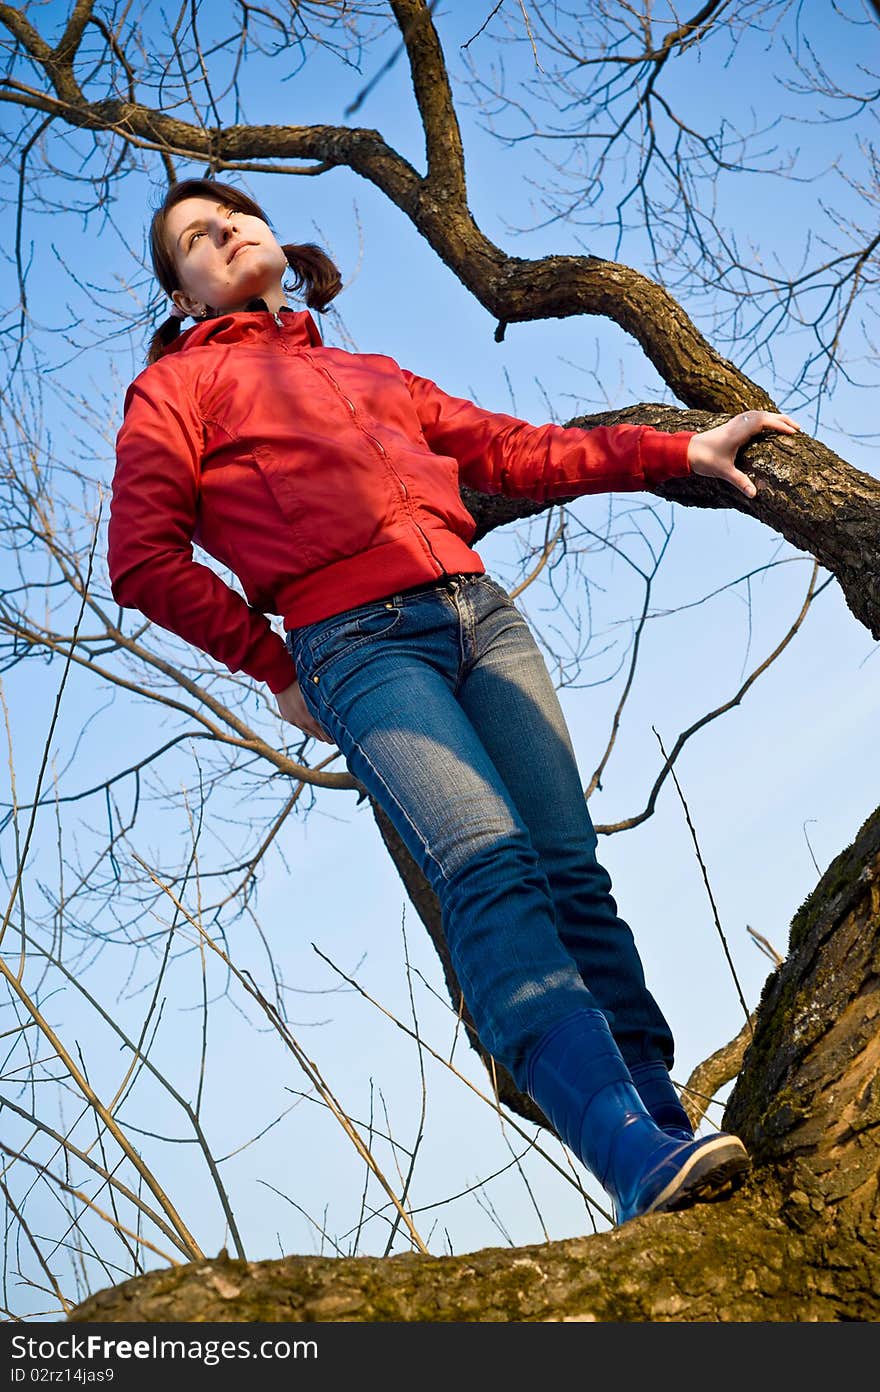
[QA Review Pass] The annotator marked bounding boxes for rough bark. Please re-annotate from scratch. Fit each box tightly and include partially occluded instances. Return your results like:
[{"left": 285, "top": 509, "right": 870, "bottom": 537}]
[{"left": 67, "top": 804, "right": 880, "bottom": 1322}]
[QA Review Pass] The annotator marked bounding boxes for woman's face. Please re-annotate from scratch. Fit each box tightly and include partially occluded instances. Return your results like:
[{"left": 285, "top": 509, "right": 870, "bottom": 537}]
[{"left": 164, "top": 195, "right": 289, "bottom": 316}]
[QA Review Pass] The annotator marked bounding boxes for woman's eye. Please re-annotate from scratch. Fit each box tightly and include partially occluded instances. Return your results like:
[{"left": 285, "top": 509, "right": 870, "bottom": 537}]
[{"left": 189, "top": 231, "right": 204, "bottom": 247}]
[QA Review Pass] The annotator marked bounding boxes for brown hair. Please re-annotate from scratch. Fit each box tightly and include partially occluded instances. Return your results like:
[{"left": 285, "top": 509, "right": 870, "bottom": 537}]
[{"left": 146, "top": 178, "right": 342, "bottom": 365}]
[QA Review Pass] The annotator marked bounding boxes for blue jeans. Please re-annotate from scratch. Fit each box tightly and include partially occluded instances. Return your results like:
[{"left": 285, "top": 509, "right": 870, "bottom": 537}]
[{"left": 287, "top": 572, "right": 674, "bottom": 1091}]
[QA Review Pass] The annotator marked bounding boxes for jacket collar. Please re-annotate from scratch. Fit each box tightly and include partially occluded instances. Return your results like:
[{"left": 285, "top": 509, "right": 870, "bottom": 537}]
[{"left": 160, "top": 306, "right": 323, "bottom": 357}]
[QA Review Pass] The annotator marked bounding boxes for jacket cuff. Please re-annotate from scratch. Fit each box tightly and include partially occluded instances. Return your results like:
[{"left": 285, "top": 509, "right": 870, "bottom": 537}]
[
  {"left": 640, "top": 428, "right": 694, "bottom": 485},
  {"left": 252, "top": 630, "right": 298, "bottom": 694}
]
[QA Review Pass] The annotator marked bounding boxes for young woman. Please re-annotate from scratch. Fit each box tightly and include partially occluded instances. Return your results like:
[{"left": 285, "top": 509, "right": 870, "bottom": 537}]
[{"left": 109, "top": 178, "right": 799, "bottom": 1227}]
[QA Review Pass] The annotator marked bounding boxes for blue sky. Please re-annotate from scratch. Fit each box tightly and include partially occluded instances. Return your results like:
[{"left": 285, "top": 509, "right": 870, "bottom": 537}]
[{"left": 1, "top": 1, "right": 878, "bottom": 1314}]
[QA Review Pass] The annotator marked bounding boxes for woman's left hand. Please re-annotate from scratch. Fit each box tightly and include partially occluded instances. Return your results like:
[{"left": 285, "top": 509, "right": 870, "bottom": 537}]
[{"left": 687, "top": 410, "right": 801, "bottom": 499}]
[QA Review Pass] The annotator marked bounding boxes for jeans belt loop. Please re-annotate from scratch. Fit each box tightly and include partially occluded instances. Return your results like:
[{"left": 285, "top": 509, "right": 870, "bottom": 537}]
[{"left": 388, "top": 573, "right": 471, "bottom": 608}]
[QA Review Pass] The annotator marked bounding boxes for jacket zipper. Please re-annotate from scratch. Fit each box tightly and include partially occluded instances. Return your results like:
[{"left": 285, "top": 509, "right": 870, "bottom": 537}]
[{"left": 311, "top": 360, "right": 444, "bottom": 572}]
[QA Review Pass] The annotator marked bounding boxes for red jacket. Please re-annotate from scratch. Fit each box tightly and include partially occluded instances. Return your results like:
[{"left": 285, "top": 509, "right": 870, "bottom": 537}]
[{"left": 108, "top": 308, "right": 693, "bottom": 694}]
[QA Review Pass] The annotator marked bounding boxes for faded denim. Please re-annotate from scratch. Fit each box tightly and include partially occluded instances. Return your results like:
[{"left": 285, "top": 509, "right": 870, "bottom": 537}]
[{"left": 287, "top": 572, "right": 674, "bottom": 1090}]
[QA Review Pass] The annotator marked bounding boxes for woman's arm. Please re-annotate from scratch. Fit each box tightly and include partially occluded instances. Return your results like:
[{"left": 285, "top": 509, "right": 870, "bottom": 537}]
[
  {"left": 402, "top": 372, "right": 799, "bottom": 501},
  {"left": 108, "top": 371, "right": 296, "bottom": 695},
  {"left": 402, "top": 369, "right": 692, "bottom": 499}
]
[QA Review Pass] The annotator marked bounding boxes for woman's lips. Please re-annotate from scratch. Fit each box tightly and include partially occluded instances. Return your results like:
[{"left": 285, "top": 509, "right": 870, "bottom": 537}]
[{"left": 227, "top": 243, "right": 254, "bottom": 263}]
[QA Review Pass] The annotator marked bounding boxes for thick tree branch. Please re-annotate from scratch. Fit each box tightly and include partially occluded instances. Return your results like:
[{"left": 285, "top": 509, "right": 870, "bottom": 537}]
[
  {"left": 389, "top": 0, "right": 466, "bottom": 200},
  {"left": 465, "top": 405, "right": 880, "bottom": 641},
  {"left": 51, "top": 0, "right": 95, "bottom": 68},
  {"left": 0, "top": 4, "right": 772, "bottom": 412}
]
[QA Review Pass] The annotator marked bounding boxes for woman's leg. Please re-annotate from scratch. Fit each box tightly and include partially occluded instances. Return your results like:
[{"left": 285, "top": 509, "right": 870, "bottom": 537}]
[
  {"left": 289, "top": 583, "right": 600, "bottom": 1083},
  {"left": 454, "top": 576, "right": 676, "bottom": 1073},
  {"left": 289, "top": 576, "right": 746, "bottom": 1221}
]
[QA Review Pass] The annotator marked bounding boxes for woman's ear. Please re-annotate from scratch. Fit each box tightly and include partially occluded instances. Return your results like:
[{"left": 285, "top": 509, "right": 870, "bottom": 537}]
[{"left": 171, "top": 289, "right": 206, "bottom": 320}]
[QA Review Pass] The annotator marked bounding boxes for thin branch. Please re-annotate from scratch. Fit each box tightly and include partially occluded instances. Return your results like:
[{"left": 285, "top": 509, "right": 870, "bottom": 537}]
[{"left": 595, "top": 561, "right": 827, "bottom": 833}]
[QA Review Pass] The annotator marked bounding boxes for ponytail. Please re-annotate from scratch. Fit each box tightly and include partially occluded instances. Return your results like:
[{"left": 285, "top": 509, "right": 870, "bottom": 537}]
[
  {"left": 146, "top": 313, "right": 184, "bottom": 367},
  {"left": 282, "top": 243, "right": 342, "bottom": 313}
]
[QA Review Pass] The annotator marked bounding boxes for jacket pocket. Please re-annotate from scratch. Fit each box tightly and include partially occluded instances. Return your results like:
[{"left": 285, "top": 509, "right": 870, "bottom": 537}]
[
  {"left": 253, "top": 436, "right": 400, "bottom": 572},
  {"left": 252, "top": 444, "right": 323, "bottom": 569}
]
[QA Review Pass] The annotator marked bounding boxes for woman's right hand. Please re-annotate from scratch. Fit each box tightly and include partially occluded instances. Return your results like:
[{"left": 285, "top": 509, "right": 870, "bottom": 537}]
[{"left": 276, "top": 678, "right": 334, "bottom": 743}]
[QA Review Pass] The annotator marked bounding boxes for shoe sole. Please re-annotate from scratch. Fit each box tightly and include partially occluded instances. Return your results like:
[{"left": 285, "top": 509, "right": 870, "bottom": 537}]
[{"left": 643, "top": 1135, "right": 750, "bottom": 1216}]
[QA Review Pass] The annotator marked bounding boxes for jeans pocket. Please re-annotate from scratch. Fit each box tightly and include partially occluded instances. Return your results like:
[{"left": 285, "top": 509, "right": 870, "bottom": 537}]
[{"left": 294, "top": 603, "right": 401, "bottom": 682}]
